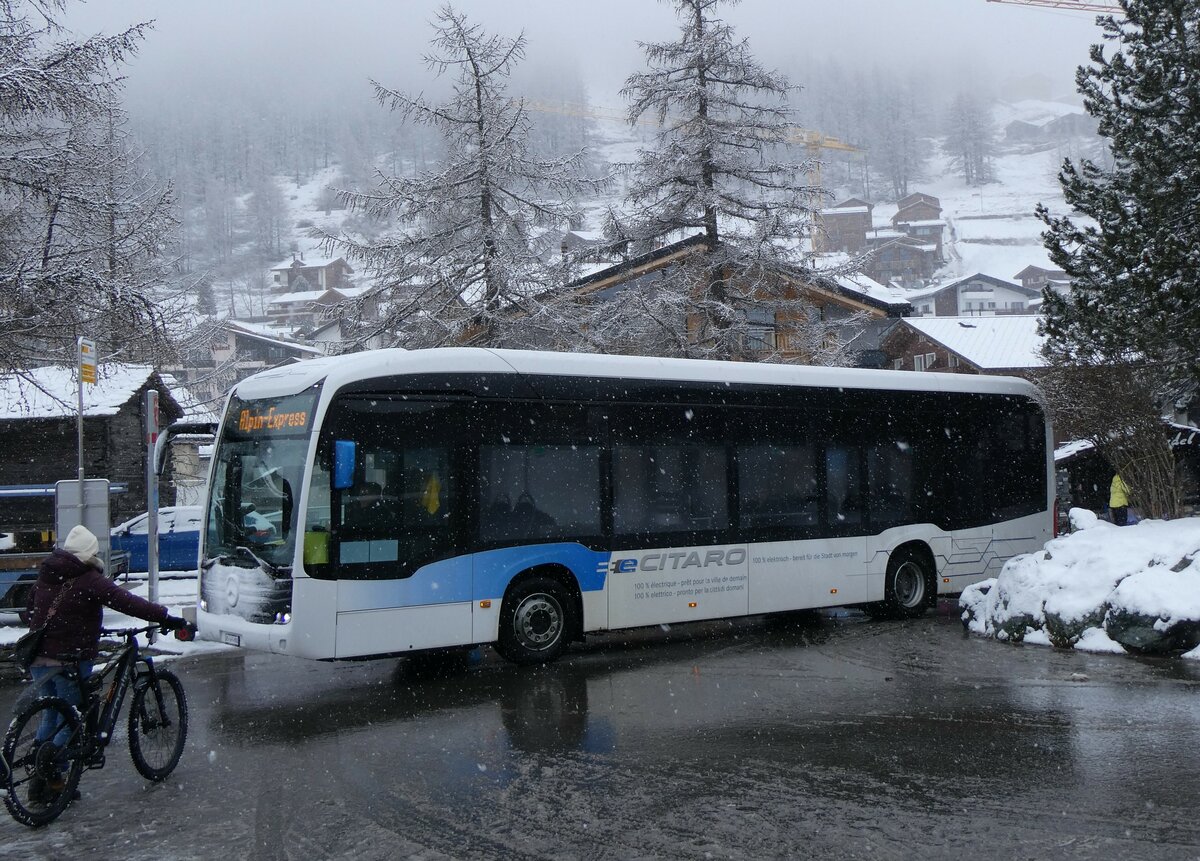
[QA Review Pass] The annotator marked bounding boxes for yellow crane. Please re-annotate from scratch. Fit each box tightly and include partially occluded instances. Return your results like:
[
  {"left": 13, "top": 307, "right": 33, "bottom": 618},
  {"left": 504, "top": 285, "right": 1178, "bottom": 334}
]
[{"left": 985, "top": 0, "right": 1123, "bottom": 13}]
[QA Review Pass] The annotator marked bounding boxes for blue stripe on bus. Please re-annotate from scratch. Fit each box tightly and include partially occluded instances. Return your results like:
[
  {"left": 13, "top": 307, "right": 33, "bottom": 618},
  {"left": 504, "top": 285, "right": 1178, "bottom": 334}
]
[
  {"left": 336, "top": 543, "right": 610, "bottom": 611},
  {"left": 469, "top": 543, "right": 610, "bottom": 598}
]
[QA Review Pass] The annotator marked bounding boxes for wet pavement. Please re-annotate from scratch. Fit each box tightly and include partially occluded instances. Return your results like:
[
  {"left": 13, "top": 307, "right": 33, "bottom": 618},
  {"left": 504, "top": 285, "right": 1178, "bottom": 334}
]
[{"left": 3, "top": 607, "right": 1200, "bottom": 860}]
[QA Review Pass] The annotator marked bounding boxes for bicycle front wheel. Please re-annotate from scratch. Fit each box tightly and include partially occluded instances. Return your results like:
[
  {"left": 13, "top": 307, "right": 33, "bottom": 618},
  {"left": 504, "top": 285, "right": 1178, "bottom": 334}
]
[
  {"left": 128, "top": 670, "right": 188, "bottom": 781},
  {"left": 2, "top": 697, "right": 84, "bottom": 828}
]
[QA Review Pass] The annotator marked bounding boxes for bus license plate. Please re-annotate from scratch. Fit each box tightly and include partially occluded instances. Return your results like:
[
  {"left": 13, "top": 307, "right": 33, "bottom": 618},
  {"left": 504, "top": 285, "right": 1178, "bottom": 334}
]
[{"left": 222, "top": 632, "right": 241, "bottom": 647}]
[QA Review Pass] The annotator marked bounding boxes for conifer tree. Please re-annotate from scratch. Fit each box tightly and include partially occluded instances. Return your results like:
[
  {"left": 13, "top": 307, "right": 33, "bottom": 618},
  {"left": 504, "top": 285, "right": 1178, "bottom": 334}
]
[
  {"left": 321, "top": 5, "right": 603, "bottom": 349},
  {"left": 1039, "top": 0, "right": 1200, "bottom": 384},
  {"left": 1038, "top": 0, "right": 1200, "bottom": 517}
]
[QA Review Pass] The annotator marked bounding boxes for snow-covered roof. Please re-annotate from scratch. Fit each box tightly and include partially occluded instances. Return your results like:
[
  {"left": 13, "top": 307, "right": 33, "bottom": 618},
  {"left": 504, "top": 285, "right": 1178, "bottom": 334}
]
[
  {"left": 159, "top": 373, "right": 220, "bottom": 425},
  {"left": 0, "top": 363, "right": 156, "bottom": 420},
  {"left": 225, "top": 320, "right": 324, "bottom": 355},
  {"left": 821, "top": 206, "right": 869, "bottom": 215},
  {"left": 897, "top": 219, "right": 946, "bottom": 228},
  {"left": 944, "top": 273, "right": 1042, "bottom": 297},
  {"left": 1013, "top": 264, "right": 1067, "bottom": 279},
  {"left": 829, "top": 272, "right": 910, "bottom": 307},
  {"left": 269, "top": 289, "right": 342, "bottom": 305},
  {"left": 270, "top": 255, "right": 346, "bottom": 271},
  {"left": 1054, "top": 438, "right": 1095, "bottom": 462},
  {"left": 900, "top": 315, "right": 1046, "bottom": 370}
]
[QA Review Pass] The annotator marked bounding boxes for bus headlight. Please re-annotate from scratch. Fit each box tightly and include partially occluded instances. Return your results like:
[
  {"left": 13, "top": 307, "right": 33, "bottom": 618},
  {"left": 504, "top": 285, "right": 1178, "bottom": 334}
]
[{"left": 273, "top": 611, "right": 291, "bottom": 625}]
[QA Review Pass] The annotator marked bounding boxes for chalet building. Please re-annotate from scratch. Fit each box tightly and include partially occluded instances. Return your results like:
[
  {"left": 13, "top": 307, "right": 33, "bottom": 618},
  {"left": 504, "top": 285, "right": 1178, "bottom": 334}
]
[
  {"left": 892, "top": 192, "right": 942, "bottom": 225},
  {"left": 169, "top": 320, "right": 323, "bottom": 407},
  {"left": 905, "top": 273, "right": 1041, "bottom": 317},
  {"left": 1005, "top": 113, "right": 1099, "bottom": 147},
  {"left": 0, "top": 365, "right": 183, "bottom": 531},
  {"left": 308, "top": 318, "right": 389, "bottom": 355},
  {"left": 566, "top": 234, "right": 910, "bottom": 364},
  {"left": 269, "top": 254, "right": 354, "bottom": 292},
  {"left": 1013, "top": 265, "right": 1069, "bottom": 293},
  {"left": 265, "top": 285, "right": 380, "bottom": 330},
  {"left": 880, "top": 315, "right": 1045, "bottom": 376},
  {"left": 816, "top": 198, "right": 874, "bottom": 254},
  {"left": 861, "top": 232, "right": 940, "bottom": 287}
]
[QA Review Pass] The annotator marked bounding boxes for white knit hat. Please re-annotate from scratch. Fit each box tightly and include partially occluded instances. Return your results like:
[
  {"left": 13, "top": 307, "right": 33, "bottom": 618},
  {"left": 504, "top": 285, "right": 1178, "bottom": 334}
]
[{"left": 62, "top": 524, "right": 100, "bottom": 563}]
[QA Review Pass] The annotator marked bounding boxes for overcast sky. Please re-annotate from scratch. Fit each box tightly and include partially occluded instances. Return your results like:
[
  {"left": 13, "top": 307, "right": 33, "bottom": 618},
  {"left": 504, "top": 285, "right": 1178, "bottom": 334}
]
[{"left": 63, "top": 0, "right": 1105, "bottom": 110}]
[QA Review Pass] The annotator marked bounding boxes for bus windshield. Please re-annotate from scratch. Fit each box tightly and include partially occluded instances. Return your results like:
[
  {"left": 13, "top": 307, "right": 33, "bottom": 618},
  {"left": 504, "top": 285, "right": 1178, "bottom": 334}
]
[{"left": 205, "top": 388, "right": 319, "bottom": 569}]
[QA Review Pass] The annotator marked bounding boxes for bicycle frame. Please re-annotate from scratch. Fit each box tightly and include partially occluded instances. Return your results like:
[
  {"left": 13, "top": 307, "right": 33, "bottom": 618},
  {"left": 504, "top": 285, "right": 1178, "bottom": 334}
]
[{"left": 71, "top": 627, "right": 164, "bottom": 762}]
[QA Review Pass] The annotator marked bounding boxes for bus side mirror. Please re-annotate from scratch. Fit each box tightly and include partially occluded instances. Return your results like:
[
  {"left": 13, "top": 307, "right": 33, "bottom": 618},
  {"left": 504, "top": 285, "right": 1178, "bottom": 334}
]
[{"left": 333, "top": 440, "right": 356, "bottom": 490}]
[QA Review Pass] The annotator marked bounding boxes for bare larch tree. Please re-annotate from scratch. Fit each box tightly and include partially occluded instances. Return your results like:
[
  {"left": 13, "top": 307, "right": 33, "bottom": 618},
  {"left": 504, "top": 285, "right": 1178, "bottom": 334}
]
[
  {"left": 321, "top": 5, "right": 604, "bottom": 350},
  {"left": 0, "top": 0, "right": 181, "bottom": 379}
]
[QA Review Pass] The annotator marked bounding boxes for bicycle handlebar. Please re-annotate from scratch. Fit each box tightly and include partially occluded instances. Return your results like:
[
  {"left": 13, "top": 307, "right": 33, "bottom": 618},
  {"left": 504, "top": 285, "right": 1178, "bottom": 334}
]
[{"left": 99, "top": 624, "right": 172, "bottom": 637}]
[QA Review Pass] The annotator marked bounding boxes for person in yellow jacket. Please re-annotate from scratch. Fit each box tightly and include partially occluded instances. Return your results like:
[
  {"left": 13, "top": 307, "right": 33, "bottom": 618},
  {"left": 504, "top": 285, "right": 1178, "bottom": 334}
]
[{"left": 1109, "top": 473, "right": 1131, "bottom": 526}]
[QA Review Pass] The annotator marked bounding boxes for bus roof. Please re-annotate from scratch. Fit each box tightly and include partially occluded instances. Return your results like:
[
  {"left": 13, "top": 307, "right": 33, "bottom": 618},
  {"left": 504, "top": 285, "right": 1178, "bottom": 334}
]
[{"left": 233, "top": 347, "right": 1043, "bottom": 403}]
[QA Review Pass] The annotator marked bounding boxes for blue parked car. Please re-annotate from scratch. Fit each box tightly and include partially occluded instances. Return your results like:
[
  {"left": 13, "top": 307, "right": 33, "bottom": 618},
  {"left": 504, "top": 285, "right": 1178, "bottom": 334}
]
[
  {"left": 110, "top": 505, "right": 278, "bottom": 573},
  {"left": 110, "top": 506, "right": 203, "bottom": 573}
]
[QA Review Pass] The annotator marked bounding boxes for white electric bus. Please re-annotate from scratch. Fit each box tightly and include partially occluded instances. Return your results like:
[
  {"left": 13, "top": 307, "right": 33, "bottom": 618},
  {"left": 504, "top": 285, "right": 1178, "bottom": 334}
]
[{"left": 195, "top": 348, "right": 1053, "bottom": 664}]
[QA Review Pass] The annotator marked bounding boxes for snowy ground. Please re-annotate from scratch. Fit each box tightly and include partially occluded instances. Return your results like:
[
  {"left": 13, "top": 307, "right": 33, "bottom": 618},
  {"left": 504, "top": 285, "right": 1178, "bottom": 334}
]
[{"left": 962, "top": 509, "right": 1200, "bottom": 660}]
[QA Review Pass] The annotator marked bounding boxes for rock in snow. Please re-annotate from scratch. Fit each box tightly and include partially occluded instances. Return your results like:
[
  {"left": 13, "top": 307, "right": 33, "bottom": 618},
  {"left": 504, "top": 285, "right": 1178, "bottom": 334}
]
[{"left": 961, "top": 509, "right": 1200, "bottom": 657}]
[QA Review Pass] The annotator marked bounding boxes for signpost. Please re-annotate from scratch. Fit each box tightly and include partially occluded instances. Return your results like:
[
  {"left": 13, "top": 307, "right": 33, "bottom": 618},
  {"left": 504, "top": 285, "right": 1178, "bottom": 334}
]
[{"left": 77, "top": 337, "right": 96, "bottom": 511}]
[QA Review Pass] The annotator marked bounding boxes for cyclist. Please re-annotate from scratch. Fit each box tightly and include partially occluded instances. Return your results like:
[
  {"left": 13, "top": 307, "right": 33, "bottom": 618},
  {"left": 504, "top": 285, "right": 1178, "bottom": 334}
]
[{"left": 21, "top": 525, "right": 187, "bottom": 803}]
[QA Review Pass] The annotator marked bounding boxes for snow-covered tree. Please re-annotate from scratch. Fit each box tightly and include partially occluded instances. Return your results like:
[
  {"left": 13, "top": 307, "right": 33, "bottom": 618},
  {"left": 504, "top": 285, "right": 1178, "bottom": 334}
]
[
  {"left": 869, "top": 75, "right": 928, "bottom": 201},
  {"left": 0, "top": 0, "right": 180, "bottom": 374},
  {"left": 320, "top": 5, "right": 604, "bottom": 350},
  {"left": 587, "top": 0, "right": 853, "bottom": 363},
  {"left": 944, "top": 90, "right": 994, "bottom": 186},
  {"left": 1039, "top": 0, "right": 1200, "bottom": 387},
  {"left": 1037, "top": 0, "right": 1200, "bottom": 518}
]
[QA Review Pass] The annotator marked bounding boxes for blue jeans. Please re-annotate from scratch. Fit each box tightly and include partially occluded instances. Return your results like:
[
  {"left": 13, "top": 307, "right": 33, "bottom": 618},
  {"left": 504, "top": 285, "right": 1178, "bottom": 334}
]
[{"left": 29, "top": 664, "right": 92, "bottom": 747}]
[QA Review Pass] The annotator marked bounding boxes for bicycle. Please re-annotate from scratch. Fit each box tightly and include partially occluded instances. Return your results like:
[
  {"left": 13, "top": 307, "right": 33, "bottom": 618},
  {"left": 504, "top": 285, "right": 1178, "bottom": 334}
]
[{"left": 1, "top": 623, "right": 195, "bottom": 827}]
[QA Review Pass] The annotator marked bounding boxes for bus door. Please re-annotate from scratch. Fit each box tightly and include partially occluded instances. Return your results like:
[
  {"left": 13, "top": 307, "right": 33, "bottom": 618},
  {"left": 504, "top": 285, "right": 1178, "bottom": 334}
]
[
  {"left": 738, "top": 407, "right": 866, "bottom": 612},
  {"left": 806, "top": 444, "right": 869, "bottom": 606},
  {"left": 320, "top": 396, "right": 474, "bottom": 658},
  {"left": 606, "top": 404, "right": 747, "bottom": 628}
]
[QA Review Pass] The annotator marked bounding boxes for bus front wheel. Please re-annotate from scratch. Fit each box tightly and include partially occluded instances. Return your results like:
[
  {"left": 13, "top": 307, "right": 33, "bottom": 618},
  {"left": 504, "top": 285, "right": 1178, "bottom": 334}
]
[
  {"left": 496, "top": 577, "right": 574, "bottom": 666},
  {"left": 876, "top": 546, "right": 932, "bottom": 620}
]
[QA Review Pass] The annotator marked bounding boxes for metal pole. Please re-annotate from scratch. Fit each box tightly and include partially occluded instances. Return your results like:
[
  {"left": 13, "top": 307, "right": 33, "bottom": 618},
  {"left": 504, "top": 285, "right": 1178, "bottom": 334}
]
[
  {"left": 145, "top": 389, "right": 160, "bottom": 642},
  {"left": 77, "top": 339, "right": 86, "bottom": 538}
]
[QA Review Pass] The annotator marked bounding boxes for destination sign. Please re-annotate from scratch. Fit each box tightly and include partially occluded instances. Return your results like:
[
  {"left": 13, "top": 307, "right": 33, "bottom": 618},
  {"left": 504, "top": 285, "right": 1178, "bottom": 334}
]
[
  {"left": 237, "top": 407, "right": 309, "bottom": 432},
  {"left": 223, "top": 388, "right": 319, "bottom": 439}
]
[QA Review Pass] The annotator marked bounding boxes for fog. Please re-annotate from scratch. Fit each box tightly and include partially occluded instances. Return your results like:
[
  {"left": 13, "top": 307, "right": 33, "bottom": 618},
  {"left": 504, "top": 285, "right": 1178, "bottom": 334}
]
[{"left": 64, "top": 0, "right": 1103, "bottom": 113}]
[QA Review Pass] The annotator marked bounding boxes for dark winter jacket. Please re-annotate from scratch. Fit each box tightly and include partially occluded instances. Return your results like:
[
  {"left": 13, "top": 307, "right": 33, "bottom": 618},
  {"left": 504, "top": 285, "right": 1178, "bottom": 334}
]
[{"left": 26, "top": 549, "right": 170, "bottom": 661}]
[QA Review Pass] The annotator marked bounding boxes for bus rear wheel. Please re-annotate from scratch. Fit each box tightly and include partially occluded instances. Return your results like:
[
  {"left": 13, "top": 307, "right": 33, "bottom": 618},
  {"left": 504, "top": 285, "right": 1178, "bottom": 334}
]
[
  {"left": 496, "top": 577, "right": 574, "bottom": 666},
  {"left": 884, "top": 547, "right": 932, "bottom": 619}
]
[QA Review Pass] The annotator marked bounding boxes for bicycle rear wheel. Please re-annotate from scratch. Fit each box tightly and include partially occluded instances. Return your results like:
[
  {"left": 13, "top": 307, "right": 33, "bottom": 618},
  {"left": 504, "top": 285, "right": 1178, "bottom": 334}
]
[
  {"left": 2, "top": 697, "right": 84, "bottom": 827},
  {"left": 128, "top": 670, "right": 188, "bottom": 781}
]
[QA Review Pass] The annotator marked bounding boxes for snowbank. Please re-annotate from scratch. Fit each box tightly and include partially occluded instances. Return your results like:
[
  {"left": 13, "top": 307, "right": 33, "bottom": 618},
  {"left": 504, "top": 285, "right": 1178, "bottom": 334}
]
[{"left": 962, "top": 509, "right": 1200, "bottom": 658}]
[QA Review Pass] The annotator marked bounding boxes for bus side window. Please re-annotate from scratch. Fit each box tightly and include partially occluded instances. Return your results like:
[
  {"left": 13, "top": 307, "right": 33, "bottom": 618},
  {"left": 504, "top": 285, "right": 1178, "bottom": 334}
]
[
  {"left": 867, "top": 441, "right": 914, "bottom": 525},
  {"left": 477, "top": 403, "right": 602, "bottom": 545},
  {"left": 826, "top": 445, "right": 864, "bottom": 527},
  {"left": 737, "top": 443, "right": 819, "bottom": 531},
  {"left": 611, "top": 405, "right": 728, "bottom": 538}
]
